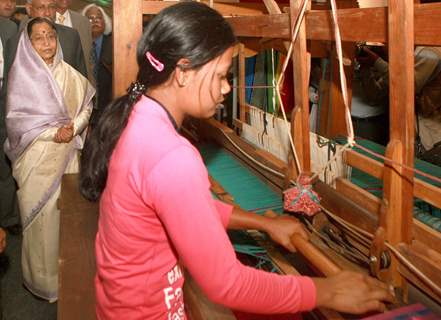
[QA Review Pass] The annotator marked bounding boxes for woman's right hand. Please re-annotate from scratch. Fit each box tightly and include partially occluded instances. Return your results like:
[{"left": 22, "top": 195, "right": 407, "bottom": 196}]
[
  {"left": 313, "top": 271, "right": 395, "bottom": 314},
  {"left": 54, "top": 123, "right": 74, "bottom": 143}
]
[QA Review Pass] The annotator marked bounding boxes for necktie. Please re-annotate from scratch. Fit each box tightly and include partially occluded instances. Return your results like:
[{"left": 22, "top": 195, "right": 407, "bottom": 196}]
[
  {"left": 91, "top": 41, "right": 98, "bottom": 83},
  {"left": 58, "top": 15, "right": 65, "bottom": 25}
]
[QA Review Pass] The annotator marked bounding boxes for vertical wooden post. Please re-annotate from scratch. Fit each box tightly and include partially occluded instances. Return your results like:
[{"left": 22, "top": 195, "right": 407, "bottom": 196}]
[
  {"left": 113, "top": 0, "right": 143, "bottom": 97},
  {"left": 384, "top": 0, "right": 415, "bottom": 291},
  {"left": 238, "top": 43, "right": 246, "bottom": 124},
  {"left": 326, "top": 42, "right": 356, "bottom": 139},
  {"left": 290, "top": 0, "right": 311, "bottom": 174}
]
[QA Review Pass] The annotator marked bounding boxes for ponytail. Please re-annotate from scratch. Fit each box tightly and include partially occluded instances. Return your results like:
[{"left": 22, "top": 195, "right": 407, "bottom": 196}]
[
  {"left": 80, "top": 2, "right": 236, "bottom": 201},
  {"left": 80, "top": 83, "right": 145, "bottom": 201}
]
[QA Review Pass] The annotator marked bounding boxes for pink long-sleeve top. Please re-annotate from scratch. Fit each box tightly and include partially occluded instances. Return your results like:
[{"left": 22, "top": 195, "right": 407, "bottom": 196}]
[{"left": 95, "top": 96, "right": 317, "bottom": 320}]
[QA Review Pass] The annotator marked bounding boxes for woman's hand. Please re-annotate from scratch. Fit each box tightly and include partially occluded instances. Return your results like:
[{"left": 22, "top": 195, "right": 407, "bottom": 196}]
[
  {"left": 264, "top": 213, "right": 309, "bottom": 252},
  {"left": 54, "top": 123, "right": 74, "bottom": 143},
  {"left": 313, "top": 271, "right": 395, "bottom": 314}
]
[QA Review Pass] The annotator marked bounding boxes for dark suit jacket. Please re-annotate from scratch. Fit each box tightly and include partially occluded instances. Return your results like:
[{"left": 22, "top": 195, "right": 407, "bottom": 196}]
[
  {"left": 69, "top": 10, "right": 93, "bottom": 83},
  {"left": 0, "top": 17, "right": 19, "bottom": 230},
  {"left": 97, "top": 33, "right": 112, "bottom": 111},
  {"left": 0, "top": 17, "right": 17, "bottom": 140},
  {"left": 91, "top": 33, "right": 113, "bottom": 126},
  {"left": 0, "top": 18, "right": 17, "bottom": 50}
]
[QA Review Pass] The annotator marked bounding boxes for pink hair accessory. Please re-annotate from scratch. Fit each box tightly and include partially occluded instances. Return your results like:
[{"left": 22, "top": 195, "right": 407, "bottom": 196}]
[{"left": 146, "top": 51, "right": 164, "bottom": 72}]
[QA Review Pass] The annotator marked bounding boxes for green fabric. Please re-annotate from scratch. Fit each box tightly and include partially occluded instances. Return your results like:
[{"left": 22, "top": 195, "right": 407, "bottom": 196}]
[
  {"left": 200, "top": 143, "right": 283, "bottom": 215},
  {"left": 352, "top": 139, "right": 441, "bottom": 225},
  {"left": 201, "top": 143, "right": 282, "bottom": 271}
]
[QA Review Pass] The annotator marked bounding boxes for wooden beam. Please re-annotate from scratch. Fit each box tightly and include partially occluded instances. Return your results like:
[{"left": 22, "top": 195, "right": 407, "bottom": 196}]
[
  {"left": 335, "top": 177, "right": 382, "bottom": 216},
  {"left": 398, "top": 243, "right": 441, "bottom": 304},
  {"left": 227, "top": 14, "right": 291, "bottom": 39},
  {"left": 345, "top": 150, "right": 441, "bottom": 210},
  {"left": 414, "top": 179, "right": 441, "bottom": 210},
  {"left": 113, "top": 0, "right": 143, "bottom": 97},
  {"left": 290, "top": 0, "right": 311, "bottom": 173},
  {"left": 344, "top": 150, "right": 384, "bottom": 179},
  {"left": 142, "top": 0, "right": 267, "bottom": 16},
  {"left": 315, "top": 181, "right": 378, "bottom": 234},
  {"left": 238, "top": 44, "right": 246, "bottom": 124},
  {"left": 413, "top": 220, "right": 441, "bottom": 255},
  {"left": 227, "top": 4, "right": 441, "bottom": 46}
]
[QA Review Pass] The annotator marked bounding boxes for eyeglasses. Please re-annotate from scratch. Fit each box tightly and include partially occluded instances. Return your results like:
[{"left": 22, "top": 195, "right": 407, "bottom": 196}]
[
  {"left": 87, "top": 15, "right": 103, "bottom": 22},
  {"left": 30, "top": 33, "right": 57, "bottom": 44}
]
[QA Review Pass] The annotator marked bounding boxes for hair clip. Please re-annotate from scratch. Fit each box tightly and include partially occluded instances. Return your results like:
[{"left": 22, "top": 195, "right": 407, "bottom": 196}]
[
  {"left": 146, "top": 51, "right": 164, "bottom": 72},
  {"left": 127, "top": 81, "right": 146, "bottom": 102}
]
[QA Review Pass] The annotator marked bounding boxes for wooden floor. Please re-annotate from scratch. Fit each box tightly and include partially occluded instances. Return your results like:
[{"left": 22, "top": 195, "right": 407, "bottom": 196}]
[{"left": 58, "top": 174, "right": 98, "bottom": 320}]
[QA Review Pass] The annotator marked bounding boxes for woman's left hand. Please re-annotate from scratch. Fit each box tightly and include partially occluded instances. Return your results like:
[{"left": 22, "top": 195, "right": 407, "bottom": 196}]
[{"left": 264, "top": 213, "right": 309, "bottom": 252}]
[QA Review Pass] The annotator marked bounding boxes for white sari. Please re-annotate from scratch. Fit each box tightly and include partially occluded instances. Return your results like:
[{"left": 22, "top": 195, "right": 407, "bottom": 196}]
[{"left": 5, "top": 24, "right": 95, "bottom": 301}]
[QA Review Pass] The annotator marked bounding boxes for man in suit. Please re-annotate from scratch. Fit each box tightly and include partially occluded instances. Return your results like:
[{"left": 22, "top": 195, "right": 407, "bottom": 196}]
[
  {"left": 0, "top": 17, "right": 20, "bottom": 235},
  {"left": 83, "top": 4, "right": 112, "bottom": 124},
  {"left": 56, "top": 0, "right": 94, "bottom": 83},
  {"left": 0, "top": 0, "right": 15, "bottom": 19}
]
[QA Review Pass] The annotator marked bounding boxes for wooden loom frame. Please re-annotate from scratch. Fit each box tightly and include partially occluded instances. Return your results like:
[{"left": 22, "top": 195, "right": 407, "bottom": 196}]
[{"left": 112, "top": 0, "right": 441, "bottom": 317}]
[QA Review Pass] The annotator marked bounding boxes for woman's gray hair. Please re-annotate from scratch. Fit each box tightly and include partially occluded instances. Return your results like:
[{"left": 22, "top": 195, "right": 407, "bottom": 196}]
[{"left": 81, "top": 4, "right": 112, "bottom": 35}]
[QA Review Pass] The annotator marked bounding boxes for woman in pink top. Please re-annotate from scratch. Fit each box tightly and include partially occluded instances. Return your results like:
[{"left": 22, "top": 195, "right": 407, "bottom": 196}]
[{"left": 80, "top": 2, "right": 394, "bottom": 319}]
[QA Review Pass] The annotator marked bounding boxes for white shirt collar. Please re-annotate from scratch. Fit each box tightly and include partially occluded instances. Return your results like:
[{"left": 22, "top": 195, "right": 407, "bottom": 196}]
[{"left": 56, "top": 10, "right": 72, "bottom": 28}]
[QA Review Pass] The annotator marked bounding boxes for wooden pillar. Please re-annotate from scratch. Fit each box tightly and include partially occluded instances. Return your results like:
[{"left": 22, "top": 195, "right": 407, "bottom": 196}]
[
  {"left": 113, "top": 0, "right": 143, "bottom": 97},
  {"left": 383, "top": 0, "right": 415, "bottom": 291},
  {"left": 326, "top": 42, "right": 356, "bottom": 139},
  {"left": 238, "top": 43, "right": 246, "bottom": 124},
  {"left": 290, "top": 0, "right": 311, "bottom": 174}
]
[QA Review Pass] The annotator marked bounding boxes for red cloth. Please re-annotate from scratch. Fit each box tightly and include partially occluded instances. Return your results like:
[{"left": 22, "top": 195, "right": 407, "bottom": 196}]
[
  {"left": 283, "top": 185, "right": 321, "bottom": 216},
  {"left": 283, "top": 175, "right": 321, "bottom": 216},
  {"left": 95, "top": 96, "right": 317, "bottom": 320}
]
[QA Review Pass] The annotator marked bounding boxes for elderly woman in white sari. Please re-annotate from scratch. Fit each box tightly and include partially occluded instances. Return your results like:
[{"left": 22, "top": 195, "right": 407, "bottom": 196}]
[{"left": 4, "top": 17, "right": 95, "bottom": 302}]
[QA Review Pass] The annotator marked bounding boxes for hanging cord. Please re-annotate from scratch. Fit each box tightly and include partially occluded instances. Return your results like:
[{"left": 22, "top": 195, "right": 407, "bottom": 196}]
[{"left": 328, "top": 0, "right": 355, "bottom": 146}]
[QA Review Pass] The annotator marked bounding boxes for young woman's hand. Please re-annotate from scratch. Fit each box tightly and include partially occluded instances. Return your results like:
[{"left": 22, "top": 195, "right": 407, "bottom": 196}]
[
  {"left": 264, "top": 213, "right": 309, "bottom": 252},
  {"left": 54, "top": 123, "right": 74, "bottom": 143},
  {"left": 313, "top": 271, "right": 395, "bottom": 314}
]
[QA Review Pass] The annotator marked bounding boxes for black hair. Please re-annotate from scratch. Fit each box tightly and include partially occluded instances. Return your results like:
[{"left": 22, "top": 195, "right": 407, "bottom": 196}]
[
  {"left": 27, "top": 17, "right": 57, "bottom": 37},
  {"left": 80, "top": 2, "right": 237, "bottom": 201}
]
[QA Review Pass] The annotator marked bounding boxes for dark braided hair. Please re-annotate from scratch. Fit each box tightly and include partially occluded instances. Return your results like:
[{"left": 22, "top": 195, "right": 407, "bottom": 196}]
[{"left": 80, "top": 2, "right": 237, "bottom": 201}]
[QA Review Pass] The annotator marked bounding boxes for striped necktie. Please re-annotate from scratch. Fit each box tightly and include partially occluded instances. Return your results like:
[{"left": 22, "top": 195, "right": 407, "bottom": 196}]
[
  {"left": 58, "top": 15, "right": 65, "bottom": 25},
  {"left": 92, "top": 41, "right": 98, "bottom": 82}
]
